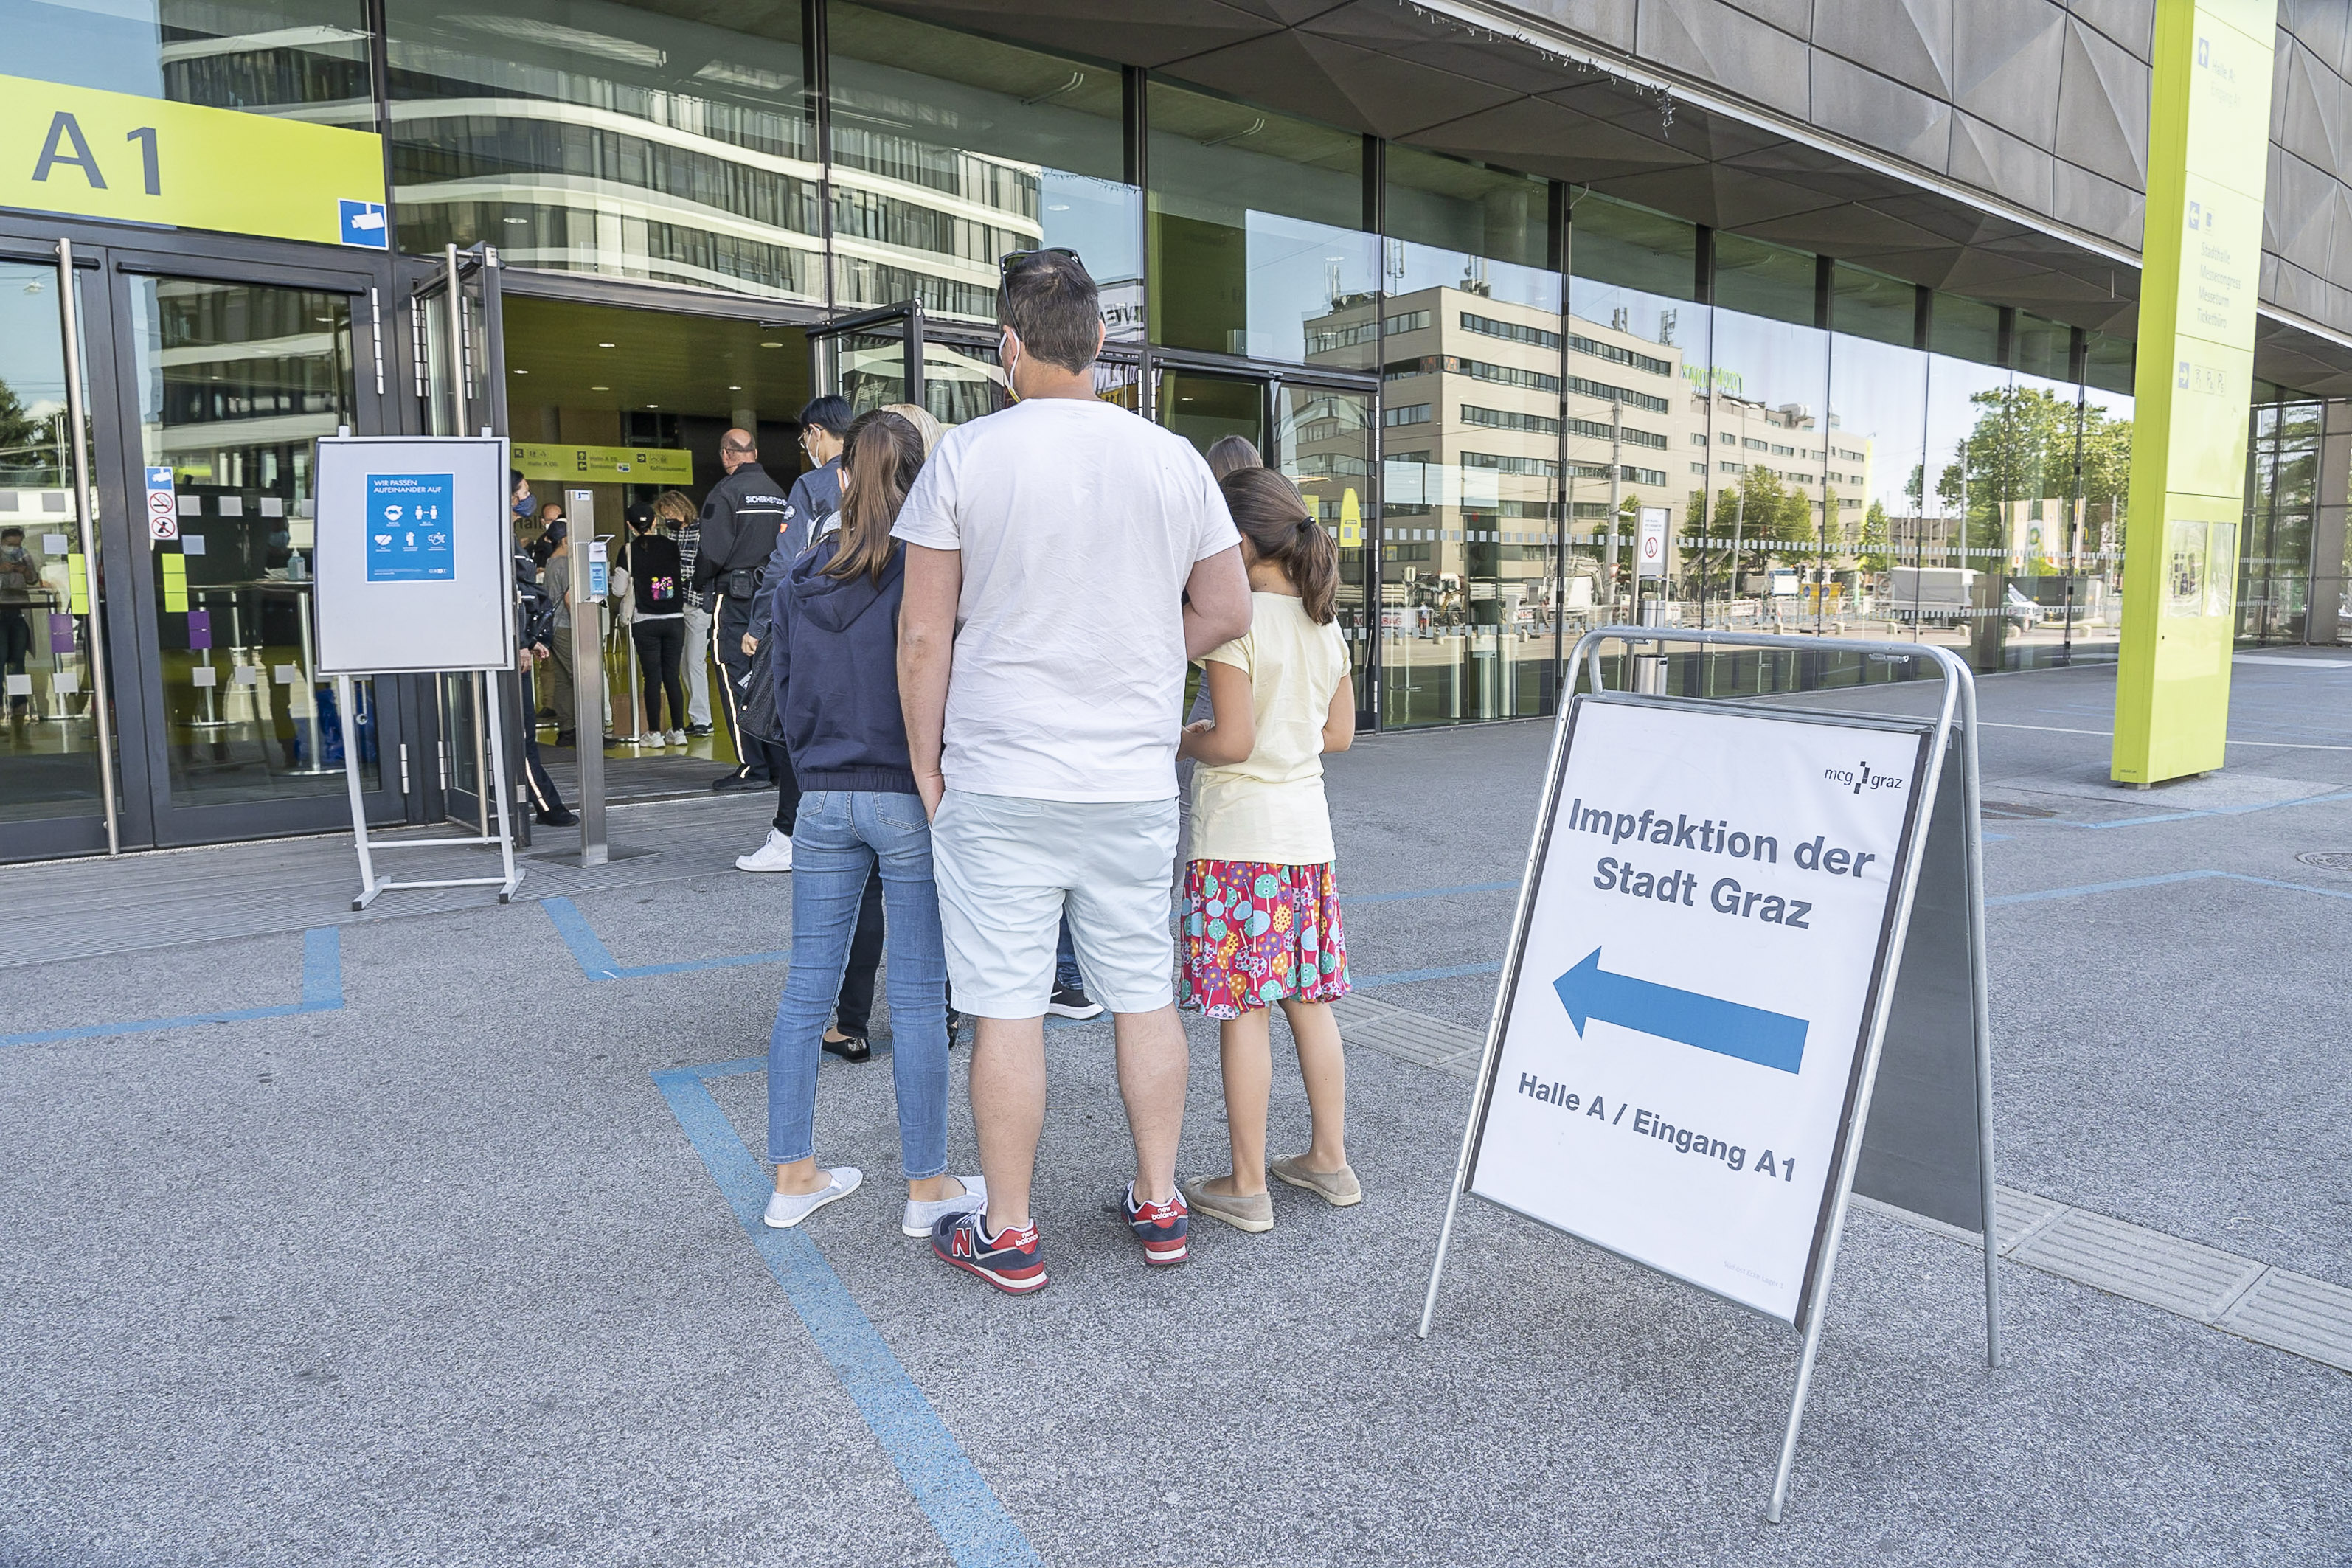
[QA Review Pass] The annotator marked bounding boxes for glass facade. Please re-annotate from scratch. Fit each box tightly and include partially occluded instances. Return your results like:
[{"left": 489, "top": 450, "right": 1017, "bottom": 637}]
[{"left": 9, "top": 0, "right": 2347, "bottom": 760}]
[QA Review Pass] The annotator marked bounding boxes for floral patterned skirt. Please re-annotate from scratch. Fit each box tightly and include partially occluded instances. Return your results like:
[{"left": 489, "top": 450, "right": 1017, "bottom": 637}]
[{"left": 1179, "top": 859, "right": 1350, "bottom": 1019}]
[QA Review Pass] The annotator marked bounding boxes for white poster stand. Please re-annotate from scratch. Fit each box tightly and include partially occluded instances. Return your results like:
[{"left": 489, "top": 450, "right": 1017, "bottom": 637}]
[
  {"left": 313, "top": 432, "right": 522, "bottom": 909},
  {"left": 1418, "top": 628, "right": 1997, "bottom": 1523}
]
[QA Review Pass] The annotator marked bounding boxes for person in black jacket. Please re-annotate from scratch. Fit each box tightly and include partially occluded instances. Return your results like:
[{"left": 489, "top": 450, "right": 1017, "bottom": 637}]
[
  {"left": 760, "top": 409, "right": 978, "bottom": 1237},
  {"left": 690, "top": 427, "right": 792, "bottom": 793},
  {"left": 620, "top": 500, "right": 688, "bottom": 743},
  {"left": 510, "top": 507, "right": 575, "bottom": 827},
  {"left": 738, "top": 394, "right": 850, "bottom": 875}
]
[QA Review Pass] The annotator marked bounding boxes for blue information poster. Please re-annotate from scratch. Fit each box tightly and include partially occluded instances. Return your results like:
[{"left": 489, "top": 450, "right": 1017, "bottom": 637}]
[{"left": 364, "top": 473, "right": 457, "bottom": 583}]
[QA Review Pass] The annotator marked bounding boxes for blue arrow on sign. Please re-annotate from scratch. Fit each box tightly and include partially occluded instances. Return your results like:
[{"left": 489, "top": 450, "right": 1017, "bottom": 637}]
[{"left": 1553, "top": 947, "right": 1809, "bottom": 1075}]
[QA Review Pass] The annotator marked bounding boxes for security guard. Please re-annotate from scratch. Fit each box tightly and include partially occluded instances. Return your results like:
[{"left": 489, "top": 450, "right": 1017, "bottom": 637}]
[
  {"left": 690, "top": 426, "right": 792, "bottom": 791},
  {"left": 510, "top": 490, "right": 575, "bottom": 827}
]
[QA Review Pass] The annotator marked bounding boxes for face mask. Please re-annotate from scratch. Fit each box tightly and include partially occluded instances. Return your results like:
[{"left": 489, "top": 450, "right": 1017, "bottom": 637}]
[{"left": 513, "top": 493, "right": 533, "bottom": 518}]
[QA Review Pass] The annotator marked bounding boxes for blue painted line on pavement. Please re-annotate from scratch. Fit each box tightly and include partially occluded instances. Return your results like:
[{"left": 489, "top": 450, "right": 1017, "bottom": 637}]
[
  {"left": 0, "top": 926, "right": 344, "bottom": 1050},
  {"left": 542, "top": 896, "right": 785, "bottom": 980},
  {"left": 651, "top": 1066, "right": 1041, "bottom": 1568}
]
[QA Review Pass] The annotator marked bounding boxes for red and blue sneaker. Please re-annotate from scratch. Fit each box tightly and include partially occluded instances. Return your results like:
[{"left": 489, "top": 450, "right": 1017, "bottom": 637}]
[
  {"left": 932, "top": 1210, "right": 1047, "bottom": 1295},
  {"left": 1123, "top": 1182, "right": 1190, "bottom": 1267}
]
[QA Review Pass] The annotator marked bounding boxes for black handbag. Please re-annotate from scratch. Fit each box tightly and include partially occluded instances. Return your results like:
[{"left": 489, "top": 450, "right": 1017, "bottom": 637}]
[{"left": 739, "top": 631, "right": 788, "bottom": 747}]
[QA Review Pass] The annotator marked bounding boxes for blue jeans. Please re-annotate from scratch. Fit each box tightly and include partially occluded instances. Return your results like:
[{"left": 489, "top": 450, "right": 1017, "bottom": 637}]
[
  {"left": 767, "top": 790, "right": 950, "bottom": 1179},
  {"left": 1055, "top": 915, "right": 1083, "bottom": 993}
]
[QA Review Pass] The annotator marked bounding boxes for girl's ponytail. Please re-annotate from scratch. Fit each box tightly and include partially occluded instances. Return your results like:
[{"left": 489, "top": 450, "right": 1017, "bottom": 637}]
[
  {"left": 1218, "top": 467, "right": 1339, "bottom": 625},
  {"left": 825, "top": 410, "right": 926, "bottom": 584}
]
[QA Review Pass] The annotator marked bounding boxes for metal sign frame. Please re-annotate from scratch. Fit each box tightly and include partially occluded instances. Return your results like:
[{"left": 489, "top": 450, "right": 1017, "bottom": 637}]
[
  {"left": 1416, "top": 627, "right": 1998, "bottom": 1524},
  {"left": 313, "top": 429, "right": 521, "bottom": 909}
]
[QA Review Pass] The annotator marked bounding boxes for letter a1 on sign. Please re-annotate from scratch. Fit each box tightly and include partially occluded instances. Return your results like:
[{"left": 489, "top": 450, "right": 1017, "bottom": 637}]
[{"left": 1418, "top": 628, "right": 1999, "bottom": 1524}]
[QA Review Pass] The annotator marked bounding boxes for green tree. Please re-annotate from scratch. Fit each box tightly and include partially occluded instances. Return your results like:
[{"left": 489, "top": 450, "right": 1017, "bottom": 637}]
[
  {"left": 0, "top": 376, "right": 55, "bottom": 482},
  {"left": 1857, "top": 500, "right": 1893, "bottom": 572}
]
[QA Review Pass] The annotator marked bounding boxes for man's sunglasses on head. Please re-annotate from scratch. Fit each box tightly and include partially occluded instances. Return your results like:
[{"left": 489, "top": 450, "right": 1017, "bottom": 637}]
[{"left": 999, "top": 247, "right": 1078, "bottom": 282}]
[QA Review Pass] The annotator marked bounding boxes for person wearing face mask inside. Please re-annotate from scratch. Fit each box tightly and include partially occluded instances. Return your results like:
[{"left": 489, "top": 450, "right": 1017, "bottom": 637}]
[{"left": 735, "top": 395, "right": 852, "bottom": 875}]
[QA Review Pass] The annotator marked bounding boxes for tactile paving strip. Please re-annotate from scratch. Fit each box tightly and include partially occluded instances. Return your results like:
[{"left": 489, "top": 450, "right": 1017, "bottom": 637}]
[
  {"left": 1333, "top": 993, "right": 1482, "bottom": 1078},
  {"left": 1339, "top": 996, "right": 2352, "bottom": 1374}
]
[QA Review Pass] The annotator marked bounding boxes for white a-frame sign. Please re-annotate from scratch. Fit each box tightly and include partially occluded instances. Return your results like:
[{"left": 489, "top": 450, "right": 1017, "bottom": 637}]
[{"left": 1419, "top": 629, "right": 1999, "bottom": 1523}]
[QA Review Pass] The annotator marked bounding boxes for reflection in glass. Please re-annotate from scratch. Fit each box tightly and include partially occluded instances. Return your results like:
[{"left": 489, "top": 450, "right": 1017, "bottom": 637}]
[
  {"left": 1156, "top": 371, "right": 1260, "bottom": 457},
  {"left": 1373, "top": 148, "right": 1561, "bottom": 724},
  {"left": 1148, "top": 83, "right": 1374, "bottom": 366},
  {"left": 1566, "top": 195, "right": 1704, "bottom": 628},
  {"left": 0, "top": 263, "right": 113, "bottom": 824},
  {"left": 133, "top": 278, "right": 373, "bottom": 805},
  {"left": 830, "top": 4, "right": 1138, "bottom": 327},
  {"left": 387, "top": 0, "right": 819, "bottom": 299},
  {"left": 8, "top": 0, "right": 372, "bottom": 124},
  {"left": 1274, "top": 386, "right": 1374, "bottom": 712},
  {"left": 2241, "top": 395, "right": 2320, "bottom": 644}
]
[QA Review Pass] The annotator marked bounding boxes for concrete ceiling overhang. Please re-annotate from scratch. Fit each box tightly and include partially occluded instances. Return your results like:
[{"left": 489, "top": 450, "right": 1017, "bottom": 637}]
[{"left": 860, "top": 0, "right": 2352, "bottom": 396}]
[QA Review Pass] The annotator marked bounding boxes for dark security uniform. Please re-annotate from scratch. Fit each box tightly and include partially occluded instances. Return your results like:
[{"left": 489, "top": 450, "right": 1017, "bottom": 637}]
[
  {"left": 691, "top": 462, "right": 792, "bottom": 785},
  {"left": 513, "top": 547, "right": 572, "bottom": 825}
]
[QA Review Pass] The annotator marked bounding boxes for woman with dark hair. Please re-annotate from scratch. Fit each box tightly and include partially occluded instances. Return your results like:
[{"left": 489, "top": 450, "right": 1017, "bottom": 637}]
[
  {"left": 1175, "top": 465, "right": 1359, "bottom": 1234},
  {"left": 1204, "top": 434, "right": 1261, "bottom": 481},
  {"left": 759, "top": 410, "right": 982, "bottom": 1238}
]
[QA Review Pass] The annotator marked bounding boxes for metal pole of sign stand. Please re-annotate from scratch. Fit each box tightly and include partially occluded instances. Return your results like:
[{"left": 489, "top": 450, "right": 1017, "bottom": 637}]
[
  {"left": 338, "top": 672, "right": 521, "bottom": 909},
  {"left": 1415, "top": 625, "right": 1998, "bottom": 1526}
]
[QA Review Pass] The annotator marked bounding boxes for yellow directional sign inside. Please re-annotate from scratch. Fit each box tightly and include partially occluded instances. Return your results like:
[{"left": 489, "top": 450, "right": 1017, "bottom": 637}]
[{"left": 514, "top": 444, "right": 695, "bottom": 485}]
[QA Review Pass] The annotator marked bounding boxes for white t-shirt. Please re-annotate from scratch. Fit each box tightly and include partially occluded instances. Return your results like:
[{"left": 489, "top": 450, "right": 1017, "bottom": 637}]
[
  {"left": 891, "top": 398, "right": 1241, "bottom": 802},
  {"left": 1188, "top": 592, "right": 1350, "bottom": 866}
]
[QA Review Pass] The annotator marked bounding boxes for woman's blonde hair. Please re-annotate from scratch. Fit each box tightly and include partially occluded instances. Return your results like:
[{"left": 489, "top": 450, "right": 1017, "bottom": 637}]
[
  {"left": 881, "top": 402, "right": 945, "bottom": 457},
  {"left": 651, "top": 488, "right": 695, "bottom": 524}
]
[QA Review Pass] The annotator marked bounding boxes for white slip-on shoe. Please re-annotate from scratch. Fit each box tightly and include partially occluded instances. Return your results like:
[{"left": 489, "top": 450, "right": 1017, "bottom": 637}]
[
  {"left": 763, "top": 1167, "right": 862, "bottom": 1228},
  {"left": 667, "top": 729, "right": 689, "bottom": 746},
  {"left": 736, "top": 828, "right": 794, "bottom": 873},
  {"left": 901, "top": 1175, "right": 987, "bottom": 1238}
]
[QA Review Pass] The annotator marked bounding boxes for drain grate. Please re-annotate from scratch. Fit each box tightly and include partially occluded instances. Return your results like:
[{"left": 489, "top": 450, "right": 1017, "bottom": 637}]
[
  {"left": 2295, "top": 850, "right": 2352, "bottom": 873},
  {"left": 1980, "top": 799, "right": 2058, "bottom": 820}
]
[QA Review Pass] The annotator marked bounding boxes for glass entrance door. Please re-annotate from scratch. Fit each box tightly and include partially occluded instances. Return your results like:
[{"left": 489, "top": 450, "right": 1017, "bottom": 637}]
[
  {"left": 115, "top": 255, "right": 406, "bottom": 845},
  {"left": 414, "top": 244, "right": 510, "bottom": 832},
  {"left": 1158, "top": 369, "right": 1378, "bottom": 726},
  {"left": 0, "top": 251, "right": 120, "bottom": 861},
  {"left": 812, "top": 302, "right": 922, "bottom": 415},
  {"left": 1273, "top": 384, "right": 1376, "bottom": 722}
]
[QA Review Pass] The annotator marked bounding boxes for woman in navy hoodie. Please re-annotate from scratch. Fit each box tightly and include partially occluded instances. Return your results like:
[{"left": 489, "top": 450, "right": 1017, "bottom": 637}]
[{"left": 761, "top": 410, "right": 983, "bottom": 1239}]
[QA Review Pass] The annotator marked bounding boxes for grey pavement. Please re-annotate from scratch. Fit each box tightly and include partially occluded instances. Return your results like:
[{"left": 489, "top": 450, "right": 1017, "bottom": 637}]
[{"left": 2, "top": 653, "right": 2348, "bottom": 1566}]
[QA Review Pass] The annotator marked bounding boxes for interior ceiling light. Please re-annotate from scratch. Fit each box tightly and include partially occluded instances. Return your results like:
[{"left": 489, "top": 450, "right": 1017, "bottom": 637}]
[
  {"left": 646, "top": 403, "right": 659, "bottom": 409},
  {"left": 591, "top": 384, "right": 609, "bottom": 391},
  {"left": 514, "top": 369, "right": 529, "bottom": 375},
  {"left": 760, "top": 341, "right": 783, "bottom": 348},
  {"left": 503, "top": 217, "right": 529, "bottom": 225},
  {"left": 727, "top": 384, "right": 743, "bottom": 390},
  {"left": 598, "top": 341, "right": 616, "bottom": 348}
]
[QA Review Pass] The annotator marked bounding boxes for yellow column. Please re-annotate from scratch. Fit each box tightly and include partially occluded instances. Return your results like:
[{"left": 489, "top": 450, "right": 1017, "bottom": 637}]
[{"left": 2112, "top": 1, "right": 2275, "bottom": 785}]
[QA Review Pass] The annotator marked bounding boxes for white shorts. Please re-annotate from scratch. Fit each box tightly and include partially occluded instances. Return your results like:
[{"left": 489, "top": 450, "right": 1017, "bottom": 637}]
[{"left": 931, "top": 791, "right": 1179, "bottom": 1019}]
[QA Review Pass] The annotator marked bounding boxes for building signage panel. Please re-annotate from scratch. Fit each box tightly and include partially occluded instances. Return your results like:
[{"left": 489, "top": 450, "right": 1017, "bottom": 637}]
[
  {"left": 363, "top": 473, "right": 457, "bottom": 583},
  {"left": 2113, "top": 3, "right": 2276, "bottom": 785},
  {"left": 1465, "top": 696, "right": 1929, "bottom": 1323},
  {"left": 513, "top": 443, "right": 695, "bottom": 485},
  {"left": 314, "top": 437, "right": 512, "bottom": 675},
  {"left": 0, "top": 74, "right": 386, "bottom": 248}
]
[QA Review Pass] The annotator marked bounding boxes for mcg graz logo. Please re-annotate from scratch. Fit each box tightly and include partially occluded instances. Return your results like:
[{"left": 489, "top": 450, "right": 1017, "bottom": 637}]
[{"left": 1822, "top": 761, "right": 1902, "bottom": 795}]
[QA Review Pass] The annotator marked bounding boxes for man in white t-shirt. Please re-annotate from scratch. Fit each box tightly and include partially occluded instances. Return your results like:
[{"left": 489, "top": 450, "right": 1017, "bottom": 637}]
[{"left": 895, "top": 249, "right": 1251, "bottom": 1295}]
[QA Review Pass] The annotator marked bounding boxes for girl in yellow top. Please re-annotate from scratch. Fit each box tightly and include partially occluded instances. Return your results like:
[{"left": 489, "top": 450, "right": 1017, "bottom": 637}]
[{"left": 1176, "top": 468, "right": 1359, "bottom": 1234}]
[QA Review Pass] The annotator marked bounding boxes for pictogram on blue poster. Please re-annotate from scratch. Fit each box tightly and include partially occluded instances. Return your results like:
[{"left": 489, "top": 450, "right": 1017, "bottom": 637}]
[{"left": 364, "top": 473, "right": 456, "bottom": 582}]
